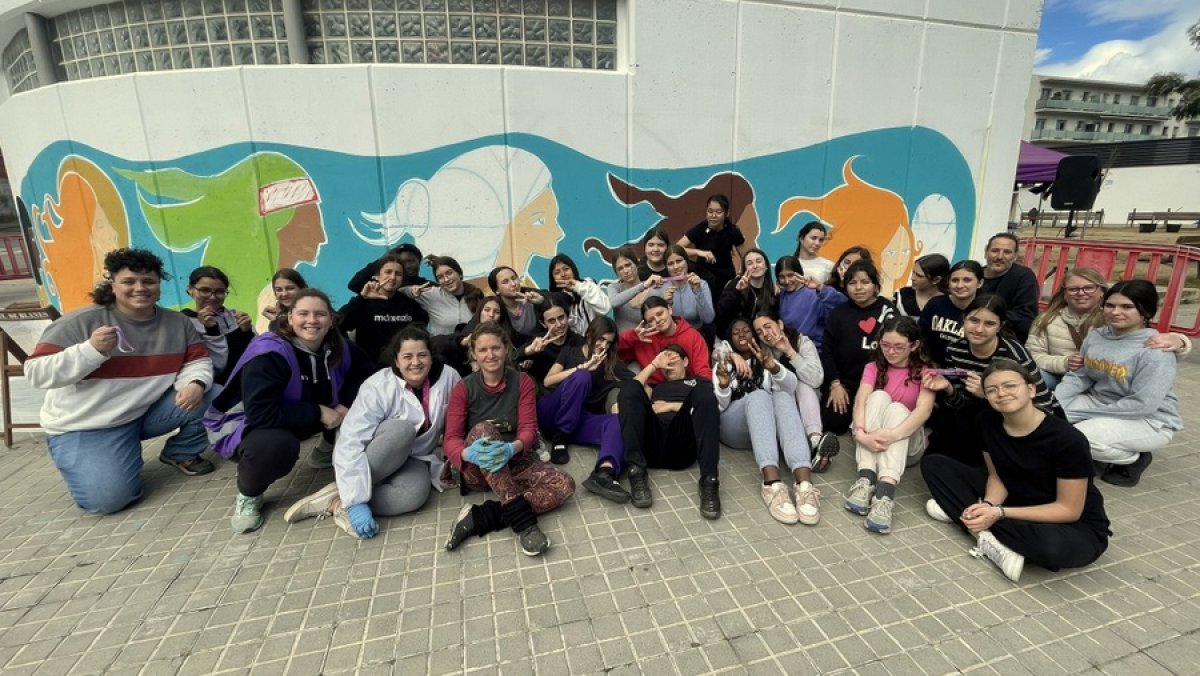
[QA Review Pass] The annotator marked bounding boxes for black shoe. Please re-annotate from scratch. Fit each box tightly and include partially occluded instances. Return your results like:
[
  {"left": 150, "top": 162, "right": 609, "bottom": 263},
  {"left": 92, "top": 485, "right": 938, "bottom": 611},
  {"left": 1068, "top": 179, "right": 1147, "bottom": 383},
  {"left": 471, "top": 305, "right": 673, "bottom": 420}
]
[
  {"left": 811, "top": 432, "right": 839, "bottom": 473},
  {"left": 445, "top": 504, "right": 475, "bottom": 551},
  {"left": 628, "top": 465, "right": 653, "bottom": 508},
  {"left": 1092, "top": 460, "right": 1110, "bottom": 477},
  {"left": 550, "top": 444, "right": 570, "bottom": 465},
  {"left": 159, "top": 454, "right": 215, "bottom": 476},
  {"left": 518, "top": 525, "right": 550, "bottom": 556},
  {"left": 583, "top": 467, "right": 632, "bottom": 504},
  {"left": 1102, "top": 453, "right": 1153, "bottom": 487},
  {"left": 698, "top": 475, "right": 721, "bottom": 520}
]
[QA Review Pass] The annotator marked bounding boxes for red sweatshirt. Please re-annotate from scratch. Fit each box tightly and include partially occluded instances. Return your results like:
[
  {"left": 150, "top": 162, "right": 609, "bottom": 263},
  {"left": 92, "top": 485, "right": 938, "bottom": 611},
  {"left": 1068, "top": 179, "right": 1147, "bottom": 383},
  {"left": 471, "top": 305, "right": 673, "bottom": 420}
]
[
  {"left": 443, "top": 371, "right": 539, "bottom": 470},
  {"left": 617, "top": 317, "right": 712, "bottom": 385}
]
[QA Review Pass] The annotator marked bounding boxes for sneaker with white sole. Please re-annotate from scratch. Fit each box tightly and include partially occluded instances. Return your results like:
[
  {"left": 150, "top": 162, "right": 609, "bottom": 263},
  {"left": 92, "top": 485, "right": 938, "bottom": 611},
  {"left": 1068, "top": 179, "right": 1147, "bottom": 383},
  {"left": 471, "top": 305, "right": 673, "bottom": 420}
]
[
  {"left": 231, "top": 493, "right": 264, "bottom": 533},
  {"left": 793, "top": 481, "right": 821, "bottom": 526},
  {"left": 333, "top": 508, "right": 366, "bottom": 540},
  {"left": 518, "top": 524, "right": 550, "bottom": 556},
  {"left": 761, "top": 482, "right": 800, "bottom": 524},
  {"left": 284, "top": 482, "right": 339, "bottom": 523},
  {"left": 925, "top": 498, "right": 953, "bottom": 524},
  {"left": 307, "top": 438, "right": 334, "bottom": 469},
  {"left": 971, "top": 530, "right": 1025, "bottom": 582},
  {"left": 845, "top": 478, "right": 874, "bottom": 515},
  {"left": 865, "top": 496, "right": 894, "bottom": 534}
]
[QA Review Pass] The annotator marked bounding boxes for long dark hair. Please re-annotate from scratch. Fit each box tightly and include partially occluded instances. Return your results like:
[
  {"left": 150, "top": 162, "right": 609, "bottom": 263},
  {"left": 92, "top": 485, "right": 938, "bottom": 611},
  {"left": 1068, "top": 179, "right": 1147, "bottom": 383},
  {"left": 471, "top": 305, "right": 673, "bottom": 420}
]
[
  {"left": 913, "top": 254, "right": 950, "bottom": 293},
  {"left": 472, "top": 296, "right": 517, "bottom": 341},
  {"left": 869, "top": 316, "right": 930, "bottom": 390},
  {"left": 547, "top": 253, "right": 582, "bottom": 294},
  {"left": 582, "top": 315, "right": 620, "bottom": 382},
  {"left": 791, "top": 221, "right": 827, "bottom": 258},
  {"left": 751, "top": 308, "right": 800, "bottom": 349},
  {"left": 828, "top": 246, "right": 874, "bottom": 291},
  {"left": 275, "top": 288, "right": 345, "bottom": 367},
  {"left": 1105, "top": 279, "right": 1158, "bottom": 324},
  {"left": 90, "top": 248, "right": 170, "bottom": 305},
  {"left": 964, "top": 293, "right": 1013, "bottom": 340},
  {"left": 725, "top": 248, "right": 777, "bottom": 315}
]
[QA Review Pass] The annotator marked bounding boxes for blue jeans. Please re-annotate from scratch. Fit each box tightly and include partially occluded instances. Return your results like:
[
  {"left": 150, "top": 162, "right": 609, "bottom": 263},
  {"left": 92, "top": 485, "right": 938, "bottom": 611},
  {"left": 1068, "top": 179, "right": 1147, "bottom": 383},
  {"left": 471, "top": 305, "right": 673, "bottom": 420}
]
[{"left": 47, "top": 387, "right": 215, "bottom": 514}]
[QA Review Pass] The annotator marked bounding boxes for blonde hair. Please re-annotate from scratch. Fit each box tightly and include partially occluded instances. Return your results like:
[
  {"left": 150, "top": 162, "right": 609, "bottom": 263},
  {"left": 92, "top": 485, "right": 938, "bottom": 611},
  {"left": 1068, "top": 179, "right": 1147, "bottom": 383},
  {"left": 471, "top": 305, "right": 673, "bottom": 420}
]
[{"left": 1030, "top": 267, "right": 1107, "bottom": 337}]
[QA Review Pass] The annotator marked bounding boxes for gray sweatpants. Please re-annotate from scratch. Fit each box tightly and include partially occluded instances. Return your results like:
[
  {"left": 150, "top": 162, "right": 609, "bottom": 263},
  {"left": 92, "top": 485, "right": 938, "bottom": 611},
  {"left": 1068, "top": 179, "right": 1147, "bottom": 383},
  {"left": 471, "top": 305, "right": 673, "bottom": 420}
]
[
  {"left": 365, "top": 419, "right": 433, "bottom": 516},
  {"left": 720, "top": 389, "right": 812, "bottom": 471}
]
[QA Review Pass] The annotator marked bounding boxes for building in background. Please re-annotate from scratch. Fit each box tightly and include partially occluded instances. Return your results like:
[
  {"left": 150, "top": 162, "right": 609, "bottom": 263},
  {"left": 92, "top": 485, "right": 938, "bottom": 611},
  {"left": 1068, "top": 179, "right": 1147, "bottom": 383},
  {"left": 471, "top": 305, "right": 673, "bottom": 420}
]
[
  {"left": 1024, "top": 74, "right": 1200, "bottom": 146},
  {"left": 0, "top": 0, "right": 1039, "bottom": 313}
]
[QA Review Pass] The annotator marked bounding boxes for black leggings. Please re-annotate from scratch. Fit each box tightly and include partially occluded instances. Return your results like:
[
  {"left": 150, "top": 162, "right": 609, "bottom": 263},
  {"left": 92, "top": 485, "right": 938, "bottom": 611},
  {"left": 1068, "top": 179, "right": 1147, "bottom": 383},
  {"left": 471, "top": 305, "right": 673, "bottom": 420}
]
[
  {"left": 617, "top": 379, "right": 721, "bottom": 476},
  {"left": 819, "top": 381, "right": 856, "bottom": 434},
  {"left": 920, "top": 454, "right": 1108, "bottom": 571},
  {"left": 237, "top": 427, "right": 335, "bottom": 496}
]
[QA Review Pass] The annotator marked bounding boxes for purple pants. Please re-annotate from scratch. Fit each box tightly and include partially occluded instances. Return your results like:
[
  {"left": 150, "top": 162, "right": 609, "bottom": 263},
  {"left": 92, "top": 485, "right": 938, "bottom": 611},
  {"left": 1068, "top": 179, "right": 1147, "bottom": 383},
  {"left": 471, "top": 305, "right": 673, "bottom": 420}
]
[{"left": 537, "top": 369, "right": 625, "bottom": 474}]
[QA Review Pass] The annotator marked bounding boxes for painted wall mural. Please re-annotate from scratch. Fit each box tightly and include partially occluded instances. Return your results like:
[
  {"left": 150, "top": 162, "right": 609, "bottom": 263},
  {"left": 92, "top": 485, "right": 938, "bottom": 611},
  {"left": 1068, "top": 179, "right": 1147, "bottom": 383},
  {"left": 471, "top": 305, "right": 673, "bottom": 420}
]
[{"left": 19, "top": 127, "right": 976, "bottom": 316}]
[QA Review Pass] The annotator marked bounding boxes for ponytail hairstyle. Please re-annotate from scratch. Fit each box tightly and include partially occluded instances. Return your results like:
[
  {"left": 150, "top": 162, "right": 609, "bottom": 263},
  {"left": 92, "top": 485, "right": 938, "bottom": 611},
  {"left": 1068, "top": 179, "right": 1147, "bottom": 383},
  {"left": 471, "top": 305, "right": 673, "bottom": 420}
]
[
  {"left": 792, "top": 221, "right": 827, "bottom": 258},
  {"left": 90, "top": 248, "right": 170, "bottom": 306},
  {"left": 869, "top": 316, "right": 930, "bottom": 390},
  {"left": 913, "top": 254, "right": 950, "bottom": 293},
  {"left": 274, "top": 288, "right": 345, "bottom": 367}
]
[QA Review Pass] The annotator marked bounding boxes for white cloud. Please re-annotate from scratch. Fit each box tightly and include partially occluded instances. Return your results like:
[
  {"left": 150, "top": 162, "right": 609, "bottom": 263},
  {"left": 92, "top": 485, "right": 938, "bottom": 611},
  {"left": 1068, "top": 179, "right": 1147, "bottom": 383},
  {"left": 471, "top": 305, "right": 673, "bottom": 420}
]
[
  {"left": 1034, "top": 48, "right": 1053, "bottom": 65},
  {"left": 1037, "top": 12, "right": 1200, "bottom": 82}
]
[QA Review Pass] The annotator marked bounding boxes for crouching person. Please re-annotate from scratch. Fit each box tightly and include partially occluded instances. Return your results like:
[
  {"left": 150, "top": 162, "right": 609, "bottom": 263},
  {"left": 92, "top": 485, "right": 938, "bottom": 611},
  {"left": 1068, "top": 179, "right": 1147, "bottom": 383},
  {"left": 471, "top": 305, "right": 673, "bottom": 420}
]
[
  {"left": 443, "top": 322, "right": 575, "bottom": 556},
  {"left": 27, "top": 248, "right": 216, "bottom": 514},
  {"left": 285, "top": 327, "right": 461, "bottom": 538}
]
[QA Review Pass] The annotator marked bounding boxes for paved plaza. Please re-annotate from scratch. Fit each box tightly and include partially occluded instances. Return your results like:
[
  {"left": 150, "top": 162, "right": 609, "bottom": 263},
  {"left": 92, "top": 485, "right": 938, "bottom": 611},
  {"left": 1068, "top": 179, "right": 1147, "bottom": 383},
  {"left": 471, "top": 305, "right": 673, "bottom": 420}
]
[{"left": 2, "top": 285, "right": 1199, "bottom": 674}]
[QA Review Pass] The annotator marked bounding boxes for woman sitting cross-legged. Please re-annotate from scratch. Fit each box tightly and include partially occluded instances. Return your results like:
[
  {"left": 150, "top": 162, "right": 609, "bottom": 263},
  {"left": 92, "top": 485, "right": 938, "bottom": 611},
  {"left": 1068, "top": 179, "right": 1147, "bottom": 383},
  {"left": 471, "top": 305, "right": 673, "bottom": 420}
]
[
  {"left": 1055, "top": 280, "right": 1183, "bottom": 487},
  {"left": 843, "top": 316, "right": 935, "bottom": 534},
  {"left": 283, "top": 327, "right": 462, "bottom": 538},
  {"left": 443, "top": 322, "right": 576, "bottom": 556},
  {"left": 27, "top": 248, "right": 216, "bottom": 514},
  {"left": 713, "top": 319, "right": 821, "bottom": 526},
  {"left": 207, "top": 289, "right": 375, "bottom": 533},
  {"left": 540, "top": 316, "right": 634, "bottom": 501},
  {"left": 921, "top": 359, "right": 1111, "bottom": 582}
]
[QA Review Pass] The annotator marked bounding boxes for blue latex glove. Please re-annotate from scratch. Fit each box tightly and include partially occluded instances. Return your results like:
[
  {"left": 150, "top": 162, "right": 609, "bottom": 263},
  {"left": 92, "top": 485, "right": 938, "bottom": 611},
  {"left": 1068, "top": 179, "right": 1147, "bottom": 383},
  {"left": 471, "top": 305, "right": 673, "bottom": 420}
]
[
  {"left": 345, "top": 503, "right": 378, "bottom": 539},
  {"left": 483, "top": 440, "right": 515, "bottom": 470},
  {"left": 465, "top": 438, "right": 493, "bottom": 469}
]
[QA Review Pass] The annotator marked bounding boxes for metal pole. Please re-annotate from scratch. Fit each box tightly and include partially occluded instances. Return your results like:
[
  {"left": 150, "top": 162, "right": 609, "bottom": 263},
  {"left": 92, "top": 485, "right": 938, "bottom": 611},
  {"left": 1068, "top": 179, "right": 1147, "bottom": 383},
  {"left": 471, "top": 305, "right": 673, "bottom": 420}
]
[
  {"left": 23, "top": 13, "right": 57, "bottom": 86},
  {"left": 282, "top": 0, "right": 308, "bottom": 64}
]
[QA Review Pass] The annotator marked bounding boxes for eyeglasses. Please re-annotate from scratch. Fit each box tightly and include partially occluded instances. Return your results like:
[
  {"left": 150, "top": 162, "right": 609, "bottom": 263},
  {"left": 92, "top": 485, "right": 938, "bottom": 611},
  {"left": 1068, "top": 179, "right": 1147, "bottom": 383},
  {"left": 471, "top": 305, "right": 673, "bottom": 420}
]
[
  {"left": 983, "top": 381, "right": 1024, "bottom": 397},
  {"left": 879, "top": 342, "right": 912, "bottom": 352},
  {"left": 193, "top": 287, "right": 227, "bottom": 297},
  {"left": 1065, "top": 285, "right": 1099, "bottom": 295}
]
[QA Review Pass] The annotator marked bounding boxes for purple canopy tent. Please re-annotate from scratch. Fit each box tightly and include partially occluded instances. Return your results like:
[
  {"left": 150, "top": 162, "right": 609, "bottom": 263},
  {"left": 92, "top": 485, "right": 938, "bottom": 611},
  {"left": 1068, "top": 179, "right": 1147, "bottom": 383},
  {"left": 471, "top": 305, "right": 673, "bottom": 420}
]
[{"left": 1016, "top": 141, "right": 1068, "bottom": 184}]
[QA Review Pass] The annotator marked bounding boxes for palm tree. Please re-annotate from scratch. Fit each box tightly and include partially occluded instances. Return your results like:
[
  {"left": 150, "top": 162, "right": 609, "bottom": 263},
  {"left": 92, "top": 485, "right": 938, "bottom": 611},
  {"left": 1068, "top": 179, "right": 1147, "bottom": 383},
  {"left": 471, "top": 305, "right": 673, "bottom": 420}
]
[{"left": 1144, "top": 19, "right": 1200, "bottom": 122}]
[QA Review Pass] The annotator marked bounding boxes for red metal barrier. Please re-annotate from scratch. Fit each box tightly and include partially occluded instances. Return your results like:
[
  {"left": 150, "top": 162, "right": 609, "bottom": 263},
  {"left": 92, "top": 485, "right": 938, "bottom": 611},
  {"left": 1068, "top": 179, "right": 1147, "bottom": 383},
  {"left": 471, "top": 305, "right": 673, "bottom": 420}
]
[
  {"left": 1022, "top": 237, "right": 1200, "bottom": 337},
  {"left": 0, "top": 233, "right": 31, "bottom": 281}
]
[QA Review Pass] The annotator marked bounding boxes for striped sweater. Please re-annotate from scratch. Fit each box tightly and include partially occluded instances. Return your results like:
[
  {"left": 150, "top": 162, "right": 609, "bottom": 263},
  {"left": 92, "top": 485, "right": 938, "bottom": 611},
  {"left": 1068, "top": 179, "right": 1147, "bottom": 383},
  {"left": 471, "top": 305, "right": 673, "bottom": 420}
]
[{"left": 26, "top": 304, "right": 212, "bottom": 434}]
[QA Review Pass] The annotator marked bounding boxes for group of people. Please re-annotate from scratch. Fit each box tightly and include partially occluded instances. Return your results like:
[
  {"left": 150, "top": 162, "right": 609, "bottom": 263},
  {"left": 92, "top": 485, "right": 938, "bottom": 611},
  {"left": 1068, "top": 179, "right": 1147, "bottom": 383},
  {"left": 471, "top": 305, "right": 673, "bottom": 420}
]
[{"left": 25, "top": 198, "right": 1185, "bottom": 580}]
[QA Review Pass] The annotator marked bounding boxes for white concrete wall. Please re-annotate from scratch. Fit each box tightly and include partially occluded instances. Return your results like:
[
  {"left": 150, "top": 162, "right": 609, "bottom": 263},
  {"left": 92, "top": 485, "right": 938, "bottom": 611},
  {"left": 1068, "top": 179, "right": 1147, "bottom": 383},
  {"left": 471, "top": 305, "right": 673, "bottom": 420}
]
[{"left": 0, "top": 0, "right": 1043, "bottom": 311}]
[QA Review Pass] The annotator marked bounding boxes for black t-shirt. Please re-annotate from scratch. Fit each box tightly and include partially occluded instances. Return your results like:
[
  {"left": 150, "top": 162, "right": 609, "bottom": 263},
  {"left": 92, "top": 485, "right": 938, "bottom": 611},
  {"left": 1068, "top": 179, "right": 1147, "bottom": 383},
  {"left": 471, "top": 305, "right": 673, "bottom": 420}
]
[
  {"left": 651, "top": 377, "right": 699, "bottom": 426},
  {"left": 520, "top": 332, "right": 583, "bottom": 387},
  {"left": 684, "top": 221, "right": 744, "bottom": 285},
  {"left": 337, "top": 293, "right": 429, "bottom": 364},
  {"left": 555, "top": 345, "right": 634, "bottom": 412},
  {"left": 978, "top": 409, "right": 1111, "bottom": 538}
]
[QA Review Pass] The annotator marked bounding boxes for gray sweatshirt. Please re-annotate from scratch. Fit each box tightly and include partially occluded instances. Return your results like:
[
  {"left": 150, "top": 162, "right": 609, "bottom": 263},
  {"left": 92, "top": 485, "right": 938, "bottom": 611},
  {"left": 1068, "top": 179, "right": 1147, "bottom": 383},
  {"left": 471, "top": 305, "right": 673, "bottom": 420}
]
[{"left": 1055, "top": 325, "right": 1183, "bottom": 431}]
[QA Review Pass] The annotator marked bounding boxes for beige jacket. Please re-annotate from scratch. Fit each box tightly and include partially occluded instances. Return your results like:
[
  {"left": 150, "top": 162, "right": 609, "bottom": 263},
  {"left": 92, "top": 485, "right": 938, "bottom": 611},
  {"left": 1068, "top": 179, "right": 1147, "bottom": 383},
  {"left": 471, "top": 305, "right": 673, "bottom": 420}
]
[{"left": 1028, "top": 309, "right": 1191, "bottom": 374}]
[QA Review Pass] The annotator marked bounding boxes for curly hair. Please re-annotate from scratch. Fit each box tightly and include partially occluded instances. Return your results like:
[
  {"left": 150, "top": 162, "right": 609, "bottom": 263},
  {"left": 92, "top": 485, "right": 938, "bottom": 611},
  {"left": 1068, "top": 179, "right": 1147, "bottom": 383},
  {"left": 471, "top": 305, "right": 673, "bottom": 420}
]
[{"left": 90, "top": 248, "right": 170, "bottom": 305}]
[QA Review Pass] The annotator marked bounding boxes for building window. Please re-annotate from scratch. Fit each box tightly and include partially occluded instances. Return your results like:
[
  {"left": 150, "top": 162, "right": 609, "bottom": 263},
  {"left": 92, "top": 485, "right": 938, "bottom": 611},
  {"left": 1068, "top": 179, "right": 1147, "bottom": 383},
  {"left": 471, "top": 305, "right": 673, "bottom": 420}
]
[
  {"left": 1034, "top": 118, "right": 1046, "bottom": 130},
  {"left": 1056, "top": 119, "right": 1066, "bottom": 131},
  {"left": 1124, "top": 123, "right": 1133, "bottom": 133},
  {"left": 1142, "top": 125, "right": 1152, "bottom": 135},
  {"left": 1112, "top": 94, "right": 1121, "bottom": 104},
  {"left": 1189, "top": 128, "right": 1199, "bottom": 137},
  {"left": 1074, "top": 120, "right": 1084, "bottom": 131},
  {"left": 1147, "top": 96, "right": 1157, "bottom": 107},
  {"left": 50, "top": 0, "right": 292, "bottom": 79},
  {"left": 1, "top": 29, "right": 40, "bottom": 93},
  {"left": 1162, "top": 127, "right": 1170, "bottom": 136},
  {"left": 1040, "top": 87, "right": 1051, "bottom": 99},
  {"left": 303, "top": 0, "right": 618, "bottom": 68},
  {"left": 1131, "top": 95, "right": 1140, "bottom": 106},
  {"left": 1106, "top": 122, "right": 1114, "bottom": 132},
  {"left": 1082, "top": 91, "right": 1090, "bottom": 102},
  {"left": 1061, "top": 89, "right": 1072, "bottom": 101}
]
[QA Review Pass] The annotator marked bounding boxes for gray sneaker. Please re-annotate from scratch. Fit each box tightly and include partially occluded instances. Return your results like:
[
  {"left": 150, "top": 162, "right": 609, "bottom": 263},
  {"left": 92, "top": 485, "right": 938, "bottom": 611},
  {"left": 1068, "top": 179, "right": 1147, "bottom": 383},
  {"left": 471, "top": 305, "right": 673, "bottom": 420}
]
[
  {"left": 865, "top": 496, "right": 894, "bottom": 534},
  {"left": 231, "top": 494, "right": 264, "bottom": 534},
  {"left": 307, "top": 439, "right": 334, "bottom": 469},
  {"left": 972, "top": 530, "right": 1025, "bottom": 582},
  {"left": 845, "top": 478, "right": 874, "bottom": 515},
  {"left": 283, "top": 482, "right": 339, "bottom": 523},
  {"left": 518, "top": 525, "right": 550, "bottom": 556}
]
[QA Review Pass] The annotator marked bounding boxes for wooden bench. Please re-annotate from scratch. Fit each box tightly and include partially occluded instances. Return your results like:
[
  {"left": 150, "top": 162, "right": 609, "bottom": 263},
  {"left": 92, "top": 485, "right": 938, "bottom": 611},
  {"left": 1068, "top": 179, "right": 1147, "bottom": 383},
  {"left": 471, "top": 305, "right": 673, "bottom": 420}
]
[
  {"left": 1127, "top": 210, "right": 1200, "bottom": 233},
  {"left": 0, "top": 303, "right": 58, "bottom": 447}
]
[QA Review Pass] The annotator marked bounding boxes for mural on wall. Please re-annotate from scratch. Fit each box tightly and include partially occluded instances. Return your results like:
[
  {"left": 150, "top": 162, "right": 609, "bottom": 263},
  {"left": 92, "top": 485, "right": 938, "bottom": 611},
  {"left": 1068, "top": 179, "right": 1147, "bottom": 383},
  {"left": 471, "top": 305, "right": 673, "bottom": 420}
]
[
  {"left": 29, "top": 156, "right": 131, "bottom": 311},
  {"left": 114, "top": 152, "right": 324, "bottom": 312},
  {"left": 776, "top": 156, "right": 917, "bottom": 296},
  {"left": 18, "top": 127, "right": 975, "bottom": 315},
  {"left": 353, "top": 145, "right": 563, "bottom": 282},
  {"left": 586, "top": 172, "right": 759, "bottom": 263}
]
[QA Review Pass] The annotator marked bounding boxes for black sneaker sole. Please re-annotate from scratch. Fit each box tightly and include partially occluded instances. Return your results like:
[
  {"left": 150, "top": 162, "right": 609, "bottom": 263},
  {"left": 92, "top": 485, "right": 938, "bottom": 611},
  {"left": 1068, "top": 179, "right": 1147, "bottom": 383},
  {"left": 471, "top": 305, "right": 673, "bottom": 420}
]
[
  {"left": 159, "top": 455, "right": 215, "bottom": 476},
  {"left": 550, "top": 447, "right": 570, "bottom": 465},
  {"left": 583, "top": 477, "right": 632, "bottom": 504}
]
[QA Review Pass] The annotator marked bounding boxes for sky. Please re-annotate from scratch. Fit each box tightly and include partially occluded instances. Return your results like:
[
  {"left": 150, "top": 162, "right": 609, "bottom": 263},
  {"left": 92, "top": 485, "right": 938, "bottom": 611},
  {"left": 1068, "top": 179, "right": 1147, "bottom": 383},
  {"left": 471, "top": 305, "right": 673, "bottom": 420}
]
[{"left": 1035, "top": 0, "right": 1200, "bottom": 83}]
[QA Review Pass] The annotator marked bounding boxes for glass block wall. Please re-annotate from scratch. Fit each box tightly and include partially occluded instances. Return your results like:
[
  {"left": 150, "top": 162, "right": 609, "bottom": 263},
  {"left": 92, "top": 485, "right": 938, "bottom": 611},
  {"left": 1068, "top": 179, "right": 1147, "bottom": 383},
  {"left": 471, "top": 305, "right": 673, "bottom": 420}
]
[
  {"left": 303, "top": 0, "right": 616, "bottom": 69},
  {"left": 48, "top": 0, "right": 291, "bottom": 80},
  {"left": 2, "top": 29, "right": 41, "bottom": 94}
]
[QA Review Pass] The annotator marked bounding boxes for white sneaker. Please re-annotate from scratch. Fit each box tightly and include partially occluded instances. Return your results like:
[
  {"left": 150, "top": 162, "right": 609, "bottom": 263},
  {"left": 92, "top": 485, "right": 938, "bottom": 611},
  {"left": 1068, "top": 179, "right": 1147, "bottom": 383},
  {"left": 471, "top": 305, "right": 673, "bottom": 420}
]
[
  {"left": 971, "top": 530, "right": 1025, "bottom": 582},
  {"left": 283, "top": 482, "right": 339, "bottom": 523},
  {"left": 845, "top": 478, "right": 874, "bottom": 515},
  {"left": 761, "top": 482, "right": 800, "bottom": 524},
  {"left": 925, "top": 498, "right": 953, "bottom": 524},
  {"left": 793, "top": 481, "right": 821, "bottom": 526}
]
